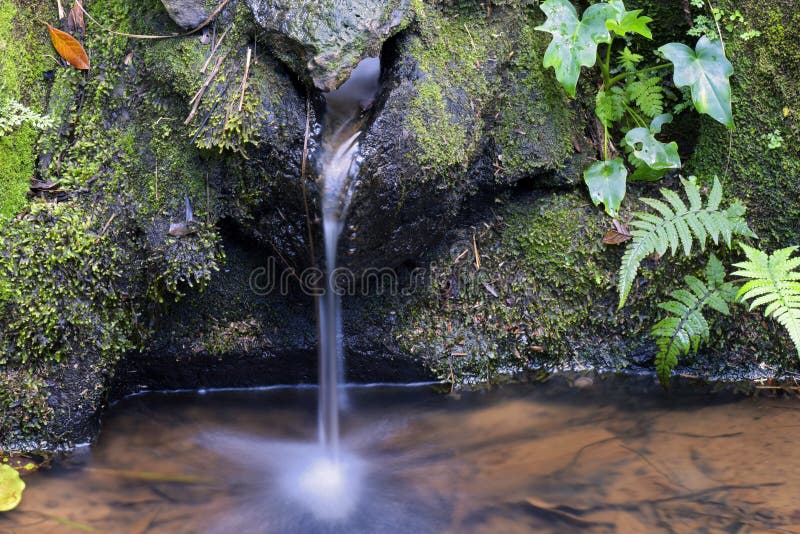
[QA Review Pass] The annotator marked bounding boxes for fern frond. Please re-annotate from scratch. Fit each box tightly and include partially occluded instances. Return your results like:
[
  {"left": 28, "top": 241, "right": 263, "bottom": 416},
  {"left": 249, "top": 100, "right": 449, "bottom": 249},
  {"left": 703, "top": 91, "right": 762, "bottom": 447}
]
[
  {"left": 618, "top": 177, "right": 755, "bottom": 308},
  {"left": 596, "top": 87, "right": 625, "bottom": 128},
  {"left": 651, "top": 255, "right": 736, "bottom": 386},
  {"left": 733, "top": 245, "right": 800, "bottom": 356},
  {"left": 625, "top": 76, "right": 664, "bottom": 118},
  {"left": 618, "top": 46, "right": 643, "bottom": 72}
]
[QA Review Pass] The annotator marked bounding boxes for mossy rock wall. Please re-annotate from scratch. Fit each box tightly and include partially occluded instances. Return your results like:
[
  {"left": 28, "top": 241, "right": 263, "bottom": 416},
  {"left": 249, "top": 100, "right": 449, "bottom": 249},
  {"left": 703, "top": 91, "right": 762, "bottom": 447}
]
[
  {"left": 1, "top": 0, "right": 799, "bottom": 453},
  {"left": 344, "top": 1, "right": 589, "bottom": 272},
  {"left": 688, "top": 0, "right": 800, "bottom": 248}
]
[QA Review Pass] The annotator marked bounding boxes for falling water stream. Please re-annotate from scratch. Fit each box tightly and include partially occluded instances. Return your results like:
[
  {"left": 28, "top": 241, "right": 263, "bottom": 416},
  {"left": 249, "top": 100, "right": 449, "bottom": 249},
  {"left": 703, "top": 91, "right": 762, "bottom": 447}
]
[{"left": 317, "top": 57, "right": 381, "bottom": 458}]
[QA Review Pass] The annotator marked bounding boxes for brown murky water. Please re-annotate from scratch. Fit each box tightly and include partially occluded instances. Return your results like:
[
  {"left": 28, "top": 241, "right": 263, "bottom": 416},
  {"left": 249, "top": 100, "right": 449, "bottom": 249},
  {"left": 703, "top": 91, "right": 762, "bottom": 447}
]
[{"left": 3, "top": 376, "right": 800, "bottom": 533}]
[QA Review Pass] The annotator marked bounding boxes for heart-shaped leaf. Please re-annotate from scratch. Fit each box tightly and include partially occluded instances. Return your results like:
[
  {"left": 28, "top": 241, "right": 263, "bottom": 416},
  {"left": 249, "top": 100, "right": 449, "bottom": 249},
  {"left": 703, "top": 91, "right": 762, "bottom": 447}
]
[
  {"left": 45, "top": 23, "right": 90, "bottom": 70},
  {"left": 624, "top": 114, "right": 681, "bottom": 181},
  {"left": 606, "top": 0, "right": 653, "bottom": 39},
  {"left": 659, "top": 36, "right": 733, "bottom": 127},
  {"left": 624, "top": 128, "right": 681, "bottom": 170},
  {"left": 535, "top": 0, "right": 612, "bottom": 97},
  {"left": 584, "top": 158, "right": 627, "bottom": 217},
  {"left": 0, "top": 464, "right": 25, "bottom": 512}
]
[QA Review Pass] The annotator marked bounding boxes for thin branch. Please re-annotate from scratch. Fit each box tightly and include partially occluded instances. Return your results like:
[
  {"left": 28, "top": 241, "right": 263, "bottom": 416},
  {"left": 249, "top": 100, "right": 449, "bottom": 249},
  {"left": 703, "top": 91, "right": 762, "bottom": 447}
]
[
  {"left": 238, "top": 47, "right": 252, "bottom": 112},
  {"left": 200, "top": 25, "right": 230, "bottom": 74},
  {"left": 184, "top": 52, "right": 228, "bottom": 125}
]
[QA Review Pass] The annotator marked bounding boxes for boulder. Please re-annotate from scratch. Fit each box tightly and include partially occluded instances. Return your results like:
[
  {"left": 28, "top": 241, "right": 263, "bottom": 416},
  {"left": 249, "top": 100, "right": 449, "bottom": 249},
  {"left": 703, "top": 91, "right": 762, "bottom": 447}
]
[
  {"left": 246, "top": 0, "right": 411, "bottom": 90},
  {"left": 160, "top": 0, "right": 210, "bottom": 28}
]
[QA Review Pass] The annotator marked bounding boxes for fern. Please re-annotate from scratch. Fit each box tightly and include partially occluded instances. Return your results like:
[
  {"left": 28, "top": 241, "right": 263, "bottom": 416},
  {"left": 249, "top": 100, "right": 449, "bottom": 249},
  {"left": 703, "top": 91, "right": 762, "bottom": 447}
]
[
  {"left": 618, "top": 46, "right": 643, "bottom": 72},
  {"left": 0, "top": 99, "right": 54, "bottom": 136},
  {"left": 733, "top": 245, "right": 800, "bottom": 356},
  {"left": 625, "top": 75, "right": 664, "bottom": 118},
  {"left": 596, "top": 87, "right": 625, "bottom": 128},
  {"left": 618, "top": 176, "right": 755, "bottom": 308},
  {"left": 651, "top": 255, "right": 737, "bottom": 386}
]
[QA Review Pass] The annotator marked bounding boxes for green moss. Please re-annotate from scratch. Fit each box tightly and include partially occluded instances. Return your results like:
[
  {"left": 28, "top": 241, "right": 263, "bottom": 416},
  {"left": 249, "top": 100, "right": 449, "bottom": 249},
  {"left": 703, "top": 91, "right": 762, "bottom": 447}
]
[
  {"left": 0, "top": 125, "right": 36, "bottom": 218},
  {"left": 404, "top": 3, "right": 496, "bottom": 176},
  {"left": 0, "top": 369, "right": 53, "bottom": 445},
  {"left": 688, "top": 0, "right": 800, "bottom": 248},
  {"left": 0, "top": 0, "right": 54, "bottom": 219},
  {"left": 0, "top": 0, "right": 50, "bottom": 105},
  {"left": 397, "top": 192, "right": 621, "bottom": 383},
  {"left": 147, "top": 224, "right": 226, "bottom": 303},
  {"left": 493, "top": 21, "right": 575, "bottom": 179},
  {"left": 406, "top": 80, "right": 471, "bottom": 174},
  {"left": 0, "top": 202, "right": 139, "bottom": 365},
  {"left": 405, "top": 3, "right": 580, "bottom": 184}
]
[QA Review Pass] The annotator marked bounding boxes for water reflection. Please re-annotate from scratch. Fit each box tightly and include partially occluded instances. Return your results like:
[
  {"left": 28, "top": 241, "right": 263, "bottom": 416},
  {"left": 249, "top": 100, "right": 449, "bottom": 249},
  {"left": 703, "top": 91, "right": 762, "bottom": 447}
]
[{"left": 4, "top": 377, "right": 800, "bottom": 533}]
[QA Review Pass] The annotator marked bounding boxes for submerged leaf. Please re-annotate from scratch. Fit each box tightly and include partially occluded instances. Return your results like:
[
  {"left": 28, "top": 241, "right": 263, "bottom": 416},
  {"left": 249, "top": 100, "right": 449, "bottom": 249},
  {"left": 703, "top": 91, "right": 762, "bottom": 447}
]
[
  {"left": 584, "top": 158, "right": 627, "bottom": 217},
  {"left": 0, "top": 464, "right": 25, "bottom": 512},
  {"left": 535, "top": 0, "right": 612, "bottom": 97},
  {"left": 659, "top": 36, "right": 733, "bottom": 127},
  {"left": 45, "top": 23, "right": 90, "bottom": 70}
]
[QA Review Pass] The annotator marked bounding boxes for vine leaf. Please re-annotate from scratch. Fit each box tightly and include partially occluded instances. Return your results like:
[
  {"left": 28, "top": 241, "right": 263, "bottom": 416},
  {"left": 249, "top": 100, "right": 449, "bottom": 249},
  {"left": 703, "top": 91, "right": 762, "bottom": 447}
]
[
  {"left": 733, "top": 245, "right": 800, "bottom": 357},
  {"left": 658, "top": 36, "right": 733, "bottom": 127},
  {"left": 45, "top": 23, "right": 90, "bottom": 70},
  {"left": 617, "top": 176, "right": 755, "bottom": 308},
  {"left": 623, "top": 114, "right": 681, "bottom": 181},
  {"left": 0, "top": 464, "right": 25, "bottom": 512},
  {"left": 651, "top": 255, "right": 736, "bottom": 387},
  {"left": 535, "top": 0, "right": 612, "bottom": 97},
  {"left": 584, "top": 158, "right": 627, "bottom": 217},
  {"left": 606, "top": 0, "right": 653, "bottom": 39}
]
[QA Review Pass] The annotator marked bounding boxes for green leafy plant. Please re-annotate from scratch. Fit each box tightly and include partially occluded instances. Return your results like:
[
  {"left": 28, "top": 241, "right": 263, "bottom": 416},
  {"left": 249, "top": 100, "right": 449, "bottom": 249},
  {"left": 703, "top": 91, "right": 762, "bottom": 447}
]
[
  {"left": 0, "top": 98, "right": 54, "bottom": 136},
  {"left": 734, "top": 245, "right": 800, "bottom": 356},
  {"left": 618, "top": 184, "right": 800, "bottom": 385},
  {"left": 535, "top": 0, "right": 734, "bottom": 216},
  {"left": 761, "top": 129, "right": 783, "bottom": 150},
  {"left": 651, "top": 255, "right": 736, "bottom": 385},
  {"left": 687, "top": 0, "right": 761, "bottom": 42},
  {"left": 617, "top": 176, "right": 754, "bottom": 308},
  {"left": 658, "top": 36, "right": 733, "bottom": 127}
]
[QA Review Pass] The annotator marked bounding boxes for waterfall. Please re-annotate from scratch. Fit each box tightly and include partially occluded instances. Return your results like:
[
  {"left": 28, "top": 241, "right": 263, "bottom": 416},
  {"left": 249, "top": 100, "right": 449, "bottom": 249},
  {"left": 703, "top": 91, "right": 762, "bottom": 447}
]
[{"left": 316, "top": 57, "right": 381, "bottom": 458}]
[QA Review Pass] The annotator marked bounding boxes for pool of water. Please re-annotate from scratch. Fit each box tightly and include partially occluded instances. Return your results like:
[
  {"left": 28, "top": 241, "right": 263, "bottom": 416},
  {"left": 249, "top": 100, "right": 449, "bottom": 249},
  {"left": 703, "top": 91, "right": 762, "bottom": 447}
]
[{"left": 4, "top": 376, "right": 800, "bottom": 533}]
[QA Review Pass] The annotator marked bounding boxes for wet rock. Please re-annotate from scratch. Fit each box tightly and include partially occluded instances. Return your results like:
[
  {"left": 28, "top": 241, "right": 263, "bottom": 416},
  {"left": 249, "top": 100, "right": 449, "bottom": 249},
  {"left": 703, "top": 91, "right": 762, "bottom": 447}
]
[
  {"left": 340, "top": 6, "right": 588, "bottom": 272},
  {"left": 160, "top": 0, "right": 210, "bottom": 28},
  {"left": 246, "top": 0, "right": 411, "bottom": 90}
]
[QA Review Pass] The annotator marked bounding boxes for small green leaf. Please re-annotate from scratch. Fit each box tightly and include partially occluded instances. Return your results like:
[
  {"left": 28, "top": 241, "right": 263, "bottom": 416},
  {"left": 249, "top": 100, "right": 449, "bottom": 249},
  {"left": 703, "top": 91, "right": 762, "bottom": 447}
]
[
  {"left": 624, "top": 127, "right": 681, "bottom": 174},
  {"left": 606, "top": 0, "right": 653, "bottom": 38},
  {"left": 584, "top": 158, "right": 627, "bottom": 217},
  {"left": 0, "top": 464, "right": 25, "bottom": 512},
  {"left": 618, "top": 46, "right": 643, "bottom": 72},
  {"left": 535, "top": 0, "right": 613, "bottom": 97},
  {"left": 659, "top": 36, "right": 734, "bottom": 127},
  {"left": 649, "top": 113, "right": 673, "bottom": 134}
]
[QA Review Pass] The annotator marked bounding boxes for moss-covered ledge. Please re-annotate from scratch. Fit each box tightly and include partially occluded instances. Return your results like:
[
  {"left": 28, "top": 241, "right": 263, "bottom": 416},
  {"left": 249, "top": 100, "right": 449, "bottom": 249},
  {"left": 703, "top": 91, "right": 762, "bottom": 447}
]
[{"left": 395, "top": 187, "right": 794, "bottom": 385}]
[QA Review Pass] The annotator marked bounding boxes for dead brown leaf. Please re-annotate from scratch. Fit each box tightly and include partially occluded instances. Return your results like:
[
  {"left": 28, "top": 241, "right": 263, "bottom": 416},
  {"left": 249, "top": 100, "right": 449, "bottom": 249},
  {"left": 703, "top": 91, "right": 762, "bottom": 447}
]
[
  {"left": 45, "top": 23, "right": 90, "bottom": 70},
  {"left": 603, "top": 219, "right": 632, "bottom": 245}
]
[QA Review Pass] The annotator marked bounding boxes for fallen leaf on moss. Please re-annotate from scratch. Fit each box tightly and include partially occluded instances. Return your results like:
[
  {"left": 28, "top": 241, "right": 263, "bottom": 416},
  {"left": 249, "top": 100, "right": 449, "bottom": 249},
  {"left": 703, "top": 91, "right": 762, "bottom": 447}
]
[
  {"left": 0, "top": 464, "right": 25, "bottom": 512},
  {"left": 45, "top": 23, "right": 90, "bottom": 70}
]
